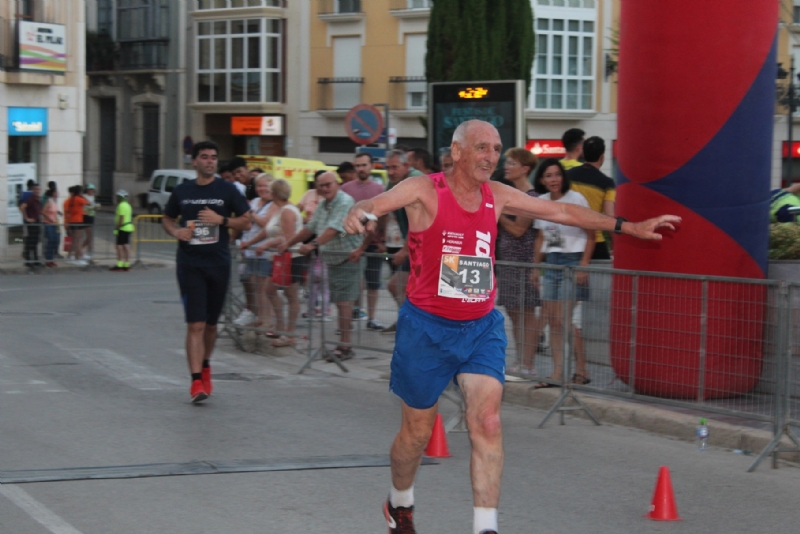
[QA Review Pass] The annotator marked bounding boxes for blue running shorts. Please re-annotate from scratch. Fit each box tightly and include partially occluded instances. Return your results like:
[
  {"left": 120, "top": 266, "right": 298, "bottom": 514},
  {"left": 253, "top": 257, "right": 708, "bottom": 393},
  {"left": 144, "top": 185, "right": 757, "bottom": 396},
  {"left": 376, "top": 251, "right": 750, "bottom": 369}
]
[{"left": 390, "top": 301, "right": 508, "bottom": 410}]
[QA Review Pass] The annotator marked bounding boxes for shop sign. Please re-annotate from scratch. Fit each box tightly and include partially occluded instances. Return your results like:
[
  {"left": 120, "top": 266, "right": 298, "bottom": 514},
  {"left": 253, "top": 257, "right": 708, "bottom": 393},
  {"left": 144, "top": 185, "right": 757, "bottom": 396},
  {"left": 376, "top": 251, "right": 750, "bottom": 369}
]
[
  {"left": 8, "top": 107, "right": 48, "bottom": 136},
  {"left": 231, "top": 116, "right": 284, "bottom": 136},
  {"left": 783, "top": 141, "right": 800, "bottom": 158},
  {"left": 18, "top": 21, "right": 66, "bottom": 74},
  {"left": 525, "top": 140, "right": 566, "bottom": 158}
]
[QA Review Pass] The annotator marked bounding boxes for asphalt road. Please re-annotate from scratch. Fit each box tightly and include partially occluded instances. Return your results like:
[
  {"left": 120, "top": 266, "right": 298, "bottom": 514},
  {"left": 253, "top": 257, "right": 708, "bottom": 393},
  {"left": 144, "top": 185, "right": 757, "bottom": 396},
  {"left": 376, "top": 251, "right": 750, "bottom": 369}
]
[{"left": 0, "top": 268, "right": 799, "bottom": 533}]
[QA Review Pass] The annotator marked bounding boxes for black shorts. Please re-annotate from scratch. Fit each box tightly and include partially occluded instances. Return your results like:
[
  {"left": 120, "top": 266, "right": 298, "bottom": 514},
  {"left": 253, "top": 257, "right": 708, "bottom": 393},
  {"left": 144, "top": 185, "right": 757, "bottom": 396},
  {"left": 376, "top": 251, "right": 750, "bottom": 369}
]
[
  {"left": 386, "top": 247, "right": 410, "bottom": 273},
  {"left": 177, "top": 263, "right": 231, "bottom": 325},
  {"left": 116, "top": 231, "right": 131, "bottom": 246},
  {"left": 83, "top": 215, "right": 95, "bottom": 225},
  {"left": 364, "top": 244, "right": 384, "bottom": 290}
]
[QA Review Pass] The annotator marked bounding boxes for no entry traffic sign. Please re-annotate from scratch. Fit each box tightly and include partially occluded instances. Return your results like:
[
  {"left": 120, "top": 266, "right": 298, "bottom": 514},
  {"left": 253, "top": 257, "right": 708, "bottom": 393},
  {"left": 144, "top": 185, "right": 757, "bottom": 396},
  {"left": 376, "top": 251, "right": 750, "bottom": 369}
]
[{"left": 345, "top": 104, "right": 384, "bottom": 145}]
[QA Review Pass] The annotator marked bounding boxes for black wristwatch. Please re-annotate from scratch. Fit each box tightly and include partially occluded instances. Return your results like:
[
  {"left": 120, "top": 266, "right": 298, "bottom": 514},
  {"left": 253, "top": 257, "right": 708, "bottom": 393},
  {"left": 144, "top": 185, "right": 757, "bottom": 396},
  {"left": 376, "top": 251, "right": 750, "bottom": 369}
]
[
  {"left": 222, "top": 216, "right": 229, "bottom": 227},
  {"left": 614, "top": 217, "right": 627, "bottom": 234}
]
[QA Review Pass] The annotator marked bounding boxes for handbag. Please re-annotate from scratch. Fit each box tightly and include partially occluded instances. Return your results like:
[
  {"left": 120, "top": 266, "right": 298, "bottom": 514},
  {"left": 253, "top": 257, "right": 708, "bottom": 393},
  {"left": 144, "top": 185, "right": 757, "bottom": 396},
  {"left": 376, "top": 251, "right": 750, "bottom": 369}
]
[{"left": 272, "top": 251, "right": 293, "bottom": 286}]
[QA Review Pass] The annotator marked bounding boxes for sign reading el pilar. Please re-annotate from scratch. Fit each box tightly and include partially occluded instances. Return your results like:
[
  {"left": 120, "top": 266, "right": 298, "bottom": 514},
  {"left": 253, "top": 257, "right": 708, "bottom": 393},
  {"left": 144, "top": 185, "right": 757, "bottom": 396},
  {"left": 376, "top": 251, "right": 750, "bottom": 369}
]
[
  {"left": 18, "top": 21, "right": 67, "bottom": 74},
  {"left": 428, "top": 80, "right": 526, "bottom": 157}
]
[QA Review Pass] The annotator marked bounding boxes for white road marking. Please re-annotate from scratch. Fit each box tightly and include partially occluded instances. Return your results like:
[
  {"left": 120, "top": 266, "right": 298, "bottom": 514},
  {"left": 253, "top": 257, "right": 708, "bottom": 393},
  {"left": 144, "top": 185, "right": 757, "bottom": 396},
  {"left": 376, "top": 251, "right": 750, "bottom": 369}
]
[
  {"left": 63, "top": 348, "right": 182, "bottom": 390},
  {"left": 0, "top": 484, "right": 84, "bottom": 534}
]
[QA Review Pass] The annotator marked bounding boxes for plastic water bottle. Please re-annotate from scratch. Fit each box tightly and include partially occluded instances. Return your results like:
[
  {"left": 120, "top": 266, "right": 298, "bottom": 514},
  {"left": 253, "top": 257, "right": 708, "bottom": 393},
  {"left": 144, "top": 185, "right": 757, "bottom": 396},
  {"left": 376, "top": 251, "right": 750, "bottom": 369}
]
[{"left": 696, "top": 418, "right": 709, "bottom": 451}]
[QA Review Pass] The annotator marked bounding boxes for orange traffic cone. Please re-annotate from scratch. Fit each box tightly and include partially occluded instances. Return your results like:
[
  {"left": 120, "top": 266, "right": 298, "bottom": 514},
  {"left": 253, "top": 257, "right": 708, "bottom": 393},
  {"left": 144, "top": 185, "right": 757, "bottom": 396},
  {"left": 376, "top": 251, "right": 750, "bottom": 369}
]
[
  {"left": 646, "top": 466, "right": 681, "bottom": 521},
  {"left": 424, "top": 413, "right": 451, "bottom": 458}
]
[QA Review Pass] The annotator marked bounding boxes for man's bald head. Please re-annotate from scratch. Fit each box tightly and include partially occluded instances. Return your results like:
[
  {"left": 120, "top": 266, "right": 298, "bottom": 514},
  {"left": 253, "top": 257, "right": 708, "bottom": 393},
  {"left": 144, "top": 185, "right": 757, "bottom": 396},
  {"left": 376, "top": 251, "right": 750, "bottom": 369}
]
[{"left": 315, "top": 171, "right": 340, "bottom": 200}]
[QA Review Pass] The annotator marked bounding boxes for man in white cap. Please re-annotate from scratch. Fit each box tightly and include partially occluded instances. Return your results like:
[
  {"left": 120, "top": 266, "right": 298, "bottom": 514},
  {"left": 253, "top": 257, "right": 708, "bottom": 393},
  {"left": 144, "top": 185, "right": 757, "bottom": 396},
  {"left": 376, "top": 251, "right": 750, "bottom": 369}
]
[{"left": 111, "top": 189, "right": 134, "bottom": 271}]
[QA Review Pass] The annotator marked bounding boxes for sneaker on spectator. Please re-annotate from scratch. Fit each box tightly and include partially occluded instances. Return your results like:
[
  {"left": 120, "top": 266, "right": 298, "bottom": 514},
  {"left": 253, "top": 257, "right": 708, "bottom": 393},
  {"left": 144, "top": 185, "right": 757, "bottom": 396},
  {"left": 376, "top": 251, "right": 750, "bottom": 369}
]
[
  {"left": 83, "top": 254, "right": 92, "bottom": 260},
  {"left": 352, "top": 308, "right": 368, "bottom": 321},
  {"left": 190, "top": 380, "right": 208, "bottom": 404},
  {"left": 72, "top": 259, "right": 88, "bottom": 266},
  {"left": 367, "top": 319, "right": 385, "bottom": 330},
  {"left": 384, "top": 499, "right": 416, "bottom": 533},
  {"left": 233, "top": 309, "right": 256, "bottom": 326},
  {"left": 381, "top": 322, "right": 397, "bottom": 334}
]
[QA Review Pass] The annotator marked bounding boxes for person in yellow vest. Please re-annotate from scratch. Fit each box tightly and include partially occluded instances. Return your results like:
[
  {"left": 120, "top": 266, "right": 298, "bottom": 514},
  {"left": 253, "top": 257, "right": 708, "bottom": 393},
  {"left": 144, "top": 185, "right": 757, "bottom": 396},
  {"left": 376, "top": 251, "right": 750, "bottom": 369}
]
[{"left": 111, "top": 190, "right": 135, "bottom": 272}]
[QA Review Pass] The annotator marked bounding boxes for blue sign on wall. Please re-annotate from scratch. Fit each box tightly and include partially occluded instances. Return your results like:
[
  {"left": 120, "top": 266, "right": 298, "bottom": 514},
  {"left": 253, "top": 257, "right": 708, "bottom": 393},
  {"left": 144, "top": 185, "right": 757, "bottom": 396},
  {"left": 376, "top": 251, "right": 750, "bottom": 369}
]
[{"left": 8, "top": 107, "right": 48, "bottom": 136}]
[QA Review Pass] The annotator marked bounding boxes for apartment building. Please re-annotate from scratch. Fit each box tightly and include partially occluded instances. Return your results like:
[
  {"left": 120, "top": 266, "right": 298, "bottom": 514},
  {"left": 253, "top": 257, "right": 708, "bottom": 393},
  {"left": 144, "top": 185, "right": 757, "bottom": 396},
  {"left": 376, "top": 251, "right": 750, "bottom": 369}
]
[
  {"left": 186, "top": 0, "right": 304, "bottom": 164},
  {"left": 0, "top": 0, "right": 86, "bottom": 251},
  {"left": 84, "top": 0, "right": 186, "bottom": 205},
  {"left": 300, "top": 0, "right": 798, "bottom": 185}
]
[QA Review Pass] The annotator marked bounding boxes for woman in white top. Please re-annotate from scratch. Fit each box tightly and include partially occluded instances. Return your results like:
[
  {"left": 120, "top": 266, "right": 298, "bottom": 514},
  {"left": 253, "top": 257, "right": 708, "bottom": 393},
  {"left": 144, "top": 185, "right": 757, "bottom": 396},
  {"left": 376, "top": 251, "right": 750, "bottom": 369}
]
[
  {"left": 532, "top": 158, "right": 595, "bottom": 389},
  {"left": 255, "top": 178, "right": 305, "bottom": 347},
  {"left": 239, "top": 174, "right": 278, "bottom": 328}
]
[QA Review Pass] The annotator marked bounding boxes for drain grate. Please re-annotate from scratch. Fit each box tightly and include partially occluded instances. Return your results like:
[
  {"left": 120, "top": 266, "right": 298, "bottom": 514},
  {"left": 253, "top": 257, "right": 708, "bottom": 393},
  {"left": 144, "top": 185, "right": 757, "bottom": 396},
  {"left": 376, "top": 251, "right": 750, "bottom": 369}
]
[{"left": 0, "top": 455, "right": 440, "bottom": 484}]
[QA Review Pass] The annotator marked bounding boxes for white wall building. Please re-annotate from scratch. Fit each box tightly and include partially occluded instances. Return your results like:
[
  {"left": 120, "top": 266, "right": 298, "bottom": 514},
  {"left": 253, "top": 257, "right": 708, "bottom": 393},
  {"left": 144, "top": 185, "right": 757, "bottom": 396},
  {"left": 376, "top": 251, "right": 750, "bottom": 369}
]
[{"left": 1, "top": 0, "right": 86, "bottom": 254}]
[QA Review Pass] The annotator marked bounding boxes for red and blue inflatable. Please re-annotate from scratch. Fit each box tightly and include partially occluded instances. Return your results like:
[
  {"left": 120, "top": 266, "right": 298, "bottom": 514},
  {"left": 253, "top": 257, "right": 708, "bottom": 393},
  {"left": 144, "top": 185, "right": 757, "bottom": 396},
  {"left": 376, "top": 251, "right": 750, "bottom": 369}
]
[{"left": 611, "top": 1, "right": 777, "bottom": 398}]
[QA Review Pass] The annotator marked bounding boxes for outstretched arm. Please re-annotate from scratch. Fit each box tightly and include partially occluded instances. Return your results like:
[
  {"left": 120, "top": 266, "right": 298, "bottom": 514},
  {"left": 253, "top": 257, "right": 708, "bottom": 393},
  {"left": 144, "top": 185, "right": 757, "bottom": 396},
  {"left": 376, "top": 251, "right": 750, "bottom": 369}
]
[
  {"left": 343, "top": 175, "right": 430, "bottom": 234},
  {"left": 493, "top": 182, "right": 680, "bottom": 241}
]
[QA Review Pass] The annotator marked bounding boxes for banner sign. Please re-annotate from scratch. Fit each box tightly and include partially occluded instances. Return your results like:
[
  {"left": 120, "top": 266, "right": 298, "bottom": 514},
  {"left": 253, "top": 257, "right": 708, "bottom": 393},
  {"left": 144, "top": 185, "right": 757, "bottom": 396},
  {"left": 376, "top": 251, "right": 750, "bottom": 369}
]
[
  {"left": 19, "top": 21, "right": 66, "bottom": 74},
  {"left": 525, "top": 140, "right": 566, "bottom": 158},
  {"left": 231, "top": 116, "right": 284, "bottom": 136},
  {"left": 8, "top": 107, "right": 48, "bottom": 136}
]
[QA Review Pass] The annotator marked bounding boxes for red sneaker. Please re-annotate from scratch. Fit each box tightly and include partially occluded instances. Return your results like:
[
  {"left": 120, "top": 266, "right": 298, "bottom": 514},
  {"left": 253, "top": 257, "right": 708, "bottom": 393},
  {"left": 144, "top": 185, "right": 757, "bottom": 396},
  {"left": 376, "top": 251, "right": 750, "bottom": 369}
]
[
  {"left": 190, "top": 379, "right": 208, "bottom": 403},
  {"left": 384, "top": 499, "right": 415, "bottom": 533},
  {"left": 202, "top": 365, "right": 213, "bottom": 396}
]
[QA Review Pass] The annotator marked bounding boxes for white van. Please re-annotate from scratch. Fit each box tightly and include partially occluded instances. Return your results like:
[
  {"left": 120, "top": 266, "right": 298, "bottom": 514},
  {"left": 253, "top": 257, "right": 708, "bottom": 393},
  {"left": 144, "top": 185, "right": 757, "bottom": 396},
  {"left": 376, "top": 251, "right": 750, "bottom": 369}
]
[{"left": 146, "top": 169, "right": 196, "bottom": 214}]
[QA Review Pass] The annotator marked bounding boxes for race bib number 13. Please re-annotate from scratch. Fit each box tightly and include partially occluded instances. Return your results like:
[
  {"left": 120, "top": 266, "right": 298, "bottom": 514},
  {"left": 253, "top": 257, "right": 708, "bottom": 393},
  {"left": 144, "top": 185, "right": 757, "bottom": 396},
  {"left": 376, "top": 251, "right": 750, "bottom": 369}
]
[
  {"left": 187, "top": 220, "right": 219, "bottom": 245},
  {"left": 438, "top": 254, "right": 493, "bottom": 299}
]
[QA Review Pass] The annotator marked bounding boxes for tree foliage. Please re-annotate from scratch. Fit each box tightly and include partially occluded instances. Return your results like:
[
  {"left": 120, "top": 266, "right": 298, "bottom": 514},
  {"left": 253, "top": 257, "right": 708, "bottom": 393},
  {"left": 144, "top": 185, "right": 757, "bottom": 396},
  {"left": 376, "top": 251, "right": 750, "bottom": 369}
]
[{"left": 426, "top": 0, "right": 535, "bottom": 97}]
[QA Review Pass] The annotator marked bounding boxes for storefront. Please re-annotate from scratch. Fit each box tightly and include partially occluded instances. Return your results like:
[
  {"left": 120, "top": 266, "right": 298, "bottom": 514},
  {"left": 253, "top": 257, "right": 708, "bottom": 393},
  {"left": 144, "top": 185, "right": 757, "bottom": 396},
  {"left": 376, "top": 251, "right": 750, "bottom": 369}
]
[
  {"left": 782, "top": 141, "right": 800, "bottom": 186},
  {"left": 6, "top": 107, "right": 48, "bottom": 225},
  {"left": 204, "top": 114, "right": 286, "bottom": 159}
]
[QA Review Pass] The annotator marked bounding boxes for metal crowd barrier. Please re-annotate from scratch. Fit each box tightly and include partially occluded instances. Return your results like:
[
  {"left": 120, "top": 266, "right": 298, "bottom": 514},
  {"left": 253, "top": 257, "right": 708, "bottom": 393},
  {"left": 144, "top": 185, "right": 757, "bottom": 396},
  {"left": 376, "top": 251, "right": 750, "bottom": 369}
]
[
  {"left": 222, "top": 248, "right": 800, "bottom": 471},
  {"left": 0, "top": 222, "right": 128, "bottom": 272},
  {"left": 131, "top": 215, "right": 177, "bottom": 268}
]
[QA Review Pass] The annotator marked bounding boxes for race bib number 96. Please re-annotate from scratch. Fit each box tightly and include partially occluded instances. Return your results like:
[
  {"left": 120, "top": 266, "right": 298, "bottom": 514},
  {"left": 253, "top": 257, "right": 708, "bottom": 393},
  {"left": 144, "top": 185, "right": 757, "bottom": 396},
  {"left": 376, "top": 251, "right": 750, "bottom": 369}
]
[
  {"left": 438, "top": 254, "right": 493, "bottom": 299},
  {"left": 187, "top": 220, "right": 219, "bottom": 245}
]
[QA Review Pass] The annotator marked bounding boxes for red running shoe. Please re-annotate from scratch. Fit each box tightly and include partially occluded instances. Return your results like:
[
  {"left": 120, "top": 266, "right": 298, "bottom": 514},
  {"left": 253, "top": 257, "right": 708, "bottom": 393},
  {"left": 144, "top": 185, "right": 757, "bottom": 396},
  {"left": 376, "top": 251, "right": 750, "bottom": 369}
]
[
  {"left": 384, "top": 499, "right": 415, "bottom": 533},
  {"left": 190, "top": 379, "right": 208, "bottom": 403},
  {"left": 202, "top": 365, "right": 213, "bottom": 396}
]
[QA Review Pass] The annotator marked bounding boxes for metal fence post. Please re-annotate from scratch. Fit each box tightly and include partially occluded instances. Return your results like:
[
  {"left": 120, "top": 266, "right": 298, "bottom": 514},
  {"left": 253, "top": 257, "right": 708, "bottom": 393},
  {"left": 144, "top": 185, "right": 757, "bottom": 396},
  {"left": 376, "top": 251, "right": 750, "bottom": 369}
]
[
  {"left": 627, "top": 274, "right": 639, "bottom": 398},
  {"left": 697, "top": 278, "right": 709, "bottom": 402}
]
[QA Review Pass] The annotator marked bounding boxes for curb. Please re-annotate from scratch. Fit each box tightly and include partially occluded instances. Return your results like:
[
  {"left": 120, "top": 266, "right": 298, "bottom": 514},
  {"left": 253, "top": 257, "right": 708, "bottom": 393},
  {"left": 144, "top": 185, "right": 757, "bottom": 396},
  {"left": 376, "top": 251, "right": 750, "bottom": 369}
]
[{"left": 502, "top": 382, "right": 800, "bottom": 466}]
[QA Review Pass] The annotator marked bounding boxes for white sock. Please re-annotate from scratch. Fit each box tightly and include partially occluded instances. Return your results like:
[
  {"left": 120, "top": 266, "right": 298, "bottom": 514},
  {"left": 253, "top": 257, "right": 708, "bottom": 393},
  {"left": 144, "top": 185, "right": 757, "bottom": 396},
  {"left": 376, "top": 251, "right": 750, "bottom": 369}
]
[
  {"left": 473, "top": 507, "right": 498, "bottom": 534},
  {"left": 389, "top": 484, "right": 414, "bottom": 508}
]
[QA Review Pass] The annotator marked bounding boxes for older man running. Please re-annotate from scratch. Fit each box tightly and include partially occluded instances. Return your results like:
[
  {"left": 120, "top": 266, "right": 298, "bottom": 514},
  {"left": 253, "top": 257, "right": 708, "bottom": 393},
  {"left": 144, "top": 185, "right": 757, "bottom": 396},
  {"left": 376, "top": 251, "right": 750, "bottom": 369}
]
[{"left": 343, "top": 119, "right": 680, "bottom": 534}]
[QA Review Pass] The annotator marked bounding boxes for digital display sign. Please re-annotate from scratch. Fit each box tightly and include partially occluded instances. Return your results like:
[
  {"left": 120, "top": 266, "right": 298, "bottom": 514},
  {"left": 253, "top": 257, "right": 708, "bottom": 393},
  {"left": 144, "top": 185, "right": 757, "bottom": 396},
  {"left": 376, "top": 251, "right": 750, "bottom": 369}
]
[{"left": 429, "top": 80, "right": 525, "bottom": 157}]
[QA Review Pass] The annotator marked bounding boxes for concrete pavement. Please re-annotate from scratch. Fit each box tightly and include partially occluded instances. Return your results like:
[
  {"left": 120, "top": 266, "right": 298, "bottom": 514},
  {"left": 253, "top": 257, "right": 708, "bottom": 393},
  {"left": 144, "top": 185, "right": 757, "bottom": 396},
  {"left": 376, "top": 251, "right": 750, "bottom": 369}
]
[{"left": 0, "top": 267, "right": 799, "bottom": 533}]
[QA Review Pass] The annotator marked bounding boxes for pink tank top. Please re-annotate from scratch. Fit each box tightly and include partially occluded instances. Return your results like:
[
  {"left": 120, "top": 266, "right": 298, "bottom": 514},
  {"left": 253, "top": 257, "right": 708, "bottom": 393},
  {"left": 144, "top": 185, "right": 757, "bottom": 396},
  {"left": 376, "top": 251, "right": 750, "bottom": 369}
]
[{"left": 407, "top": 173, "right": 497, "bottom": 321}]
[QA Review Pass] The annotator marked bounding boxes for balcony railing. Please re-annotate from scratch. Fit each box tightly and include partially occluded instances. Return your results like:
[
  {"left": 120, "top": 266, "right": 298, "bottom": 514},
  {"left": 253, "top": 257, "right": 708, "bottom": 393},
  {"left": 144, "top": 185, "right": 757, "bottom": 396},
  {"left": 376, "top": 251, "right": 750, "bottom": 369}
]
[
  {"left": 389, "top": 0, "right": 432, "bottom": 12},
  {"left": 119, "top": 40, "right": 168, "bottom": 70},
  {"left": 318, "top": 77, "right": 364, "bottom": 110},
  {"left": 389, "top": 76, "right": 427, "bottom": 111},
  {"left": 318, "top": 0, "right": 362, "bottom": 16}
]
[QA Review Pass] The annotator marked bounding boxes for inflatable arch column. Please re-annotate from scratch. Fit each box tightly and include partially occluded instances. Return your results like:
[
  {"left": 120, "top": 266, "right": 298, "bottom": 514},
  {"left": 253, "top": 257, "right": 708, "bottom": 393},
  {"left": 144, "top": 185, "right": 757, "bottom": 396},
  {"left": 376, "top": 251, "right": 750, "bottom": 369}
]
[{"left": 611, "top": 1, "right": 778, "bottom": 398}]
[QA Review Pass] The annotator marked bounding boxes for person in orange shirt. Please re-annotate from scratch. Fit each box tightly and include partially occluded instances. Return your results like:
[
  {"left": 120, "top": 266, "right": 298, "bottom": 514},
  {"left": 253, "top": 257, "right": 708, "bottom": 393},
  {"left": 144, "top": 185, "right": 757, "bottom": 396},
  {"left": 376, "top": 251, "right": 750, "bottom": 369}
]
[{"left": 64, "top": 185, "right": 89, "bottom": 265}]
